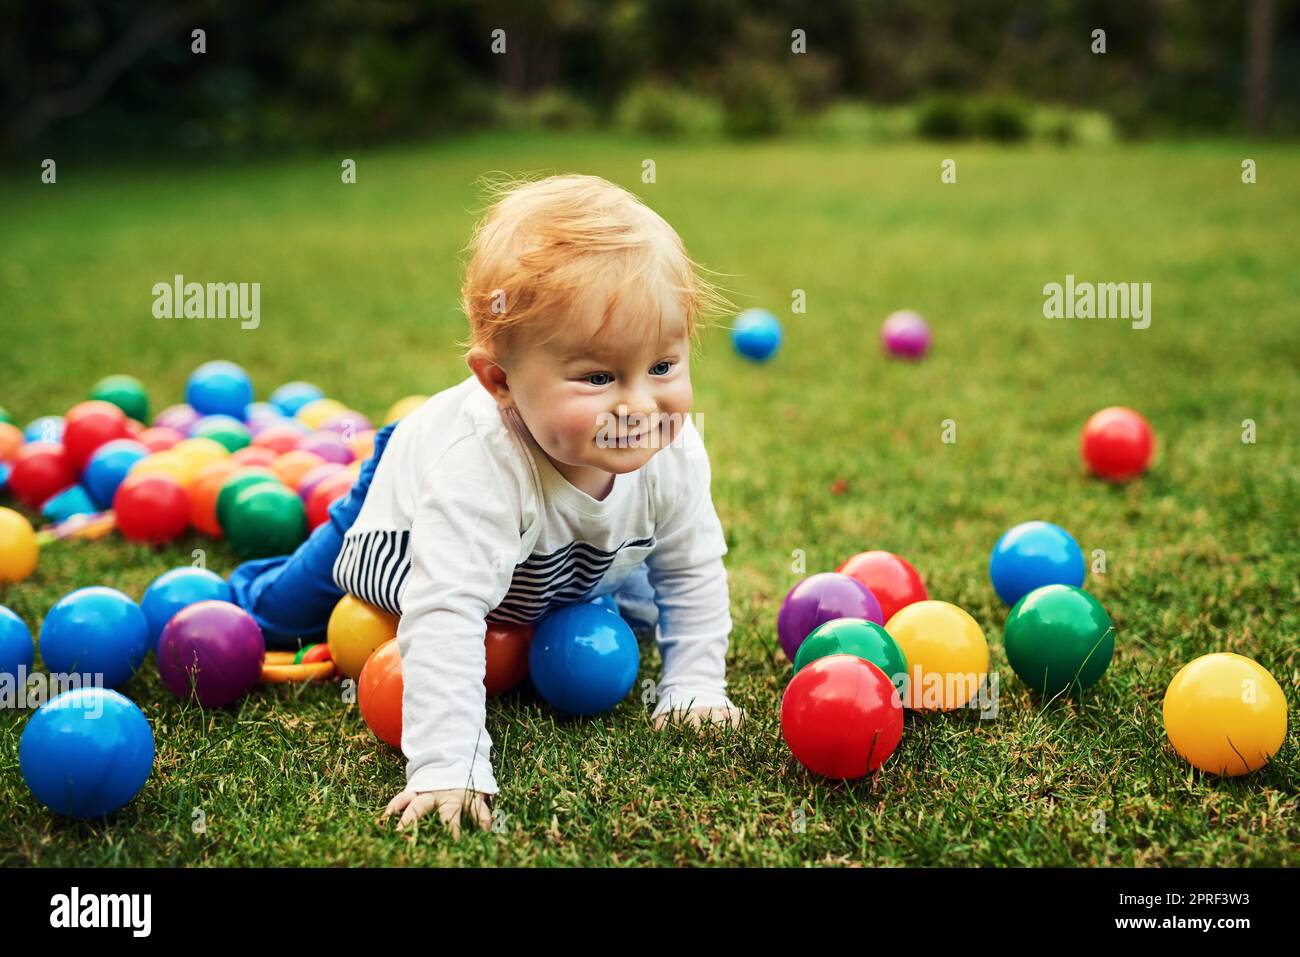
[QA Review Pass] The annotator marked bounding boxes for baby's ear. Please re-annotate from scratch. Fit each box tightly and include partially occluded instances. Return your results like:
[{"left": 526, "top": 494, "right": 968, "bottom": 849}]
[{"left": 468, "top": 349, "right": 513, "bottom": 407}]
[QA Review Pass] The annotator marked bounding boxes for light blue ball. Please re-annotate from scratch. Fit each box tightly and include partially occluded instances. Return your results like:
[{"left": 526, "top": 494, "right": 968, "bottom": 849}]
[
  {"left": 731, "top": 309, "right": 783, "bottom": 362},
  {"left": 186, "top": 360, "right": 254, "bottom": 419},
  {"left": 39, "top": 587, "right": 150, "bottom": 689},
  {"left": 24, "top": 416, "right": 64, "bottom": 444},
  {"left": 529, "top": 604, "right": 639, "bottom": 716},
  {"left": 141, "top": 567, "right": 235, "bottom": 650},
  {"left": 0, "top": 606, "right": 35, "bottom": 681},
  {"left": 989, "top": 521, "right": 1086, "bottom": 606},
  {"left": 82, "top": 438, "right": 150, "bottom": 508},
  {"left": 20, "top": 688, "right": 154, "bottom": 818},
  {"left": 270, "top": 381, "right": 324, "bottom": 418}
]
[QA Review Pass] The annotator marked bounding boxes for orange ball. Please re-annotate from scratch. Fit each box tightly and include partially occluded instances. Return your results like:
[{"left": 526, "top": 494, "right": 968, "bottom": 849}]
[
  {"left": 0, "top": 507, "right": 38, "bottom": 582},
  {"left": 485, "top": 622, "right": 533, "bottom": 697},
  {"left": 137, "top": 426, "right": 185, "bottom": 452},
  {"left": 270, "top": 450, "right": 326, "bottom": 488},
  {"left": 358, "top": 639, "right": 403, "bottom": 748},
  {"left": 0, "top": 422, "right": 22, "bottom": 463},
  {"left": 348, "top": 429, "right": 376, "bottom": 463},
  {"left": 190, "top": 459, "right": 240, "bottom": 537},
  {"left": 231, "top": 445, "right": 278, "bottom": 468}
]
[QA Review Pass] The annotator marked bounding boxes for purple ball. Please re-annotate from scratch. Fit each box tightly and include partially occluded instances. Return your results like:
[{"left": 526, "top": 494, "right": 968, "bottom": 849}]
[
  {"left": 777, "top": 572, "right": 883, "bottom": 662},
  {"left": 881, "top": 310, "right": 931, "bottom": 360},
  {"left": 296, "top": 462, "right": 346, "bottom": 502},
  {"left": 321, "top": 411, "right": 373, "bottom": 437},
  {"left": 156, "top": 600, "right": 265, "bottom": 707},
  {"left": 296, "top": 430, "right": 351, "bottom": 465},
  {"left": 154, "top": 404, "right": 201, "bottom": 434}
]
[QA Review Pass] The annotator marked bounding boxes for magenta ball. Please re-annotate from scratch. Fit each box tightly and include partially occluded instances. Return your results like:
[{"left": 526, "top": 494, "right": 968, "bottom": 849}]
[
  {"left": 153, "top": 404, "right": 201, "bottom": 434},
  {"left": 296, "top": 462, "right": 346, "bottom": 502},
  {"left": 296, "top": 431, "right": 351, "bottom": 464},
  {"left": 881, "top": 310, "right": 931, "bottom": 359},
  {"left": 156, "top": 600, "right": 266, "bottom": 707},
  {"left": 321, "top": 411, "right": 373, "bottom": 437},
  {"left": 777, "top": 572, "right": 883, "bottom": 662}
]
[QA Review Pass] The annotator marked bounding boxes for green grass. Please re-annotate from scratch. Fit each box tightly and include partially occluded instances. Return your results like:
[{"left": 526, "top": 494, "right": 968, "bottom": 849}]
[{"left": 2, "top": 133, "right": 1298, "bottom": 866}]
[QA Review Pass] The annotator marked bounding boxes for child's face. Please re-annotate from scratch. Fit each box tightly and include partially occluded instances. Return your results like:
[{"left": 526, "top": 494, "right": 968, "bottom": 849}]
[{"left": 478, "top": 286, "right": 694, "bottom": 484}]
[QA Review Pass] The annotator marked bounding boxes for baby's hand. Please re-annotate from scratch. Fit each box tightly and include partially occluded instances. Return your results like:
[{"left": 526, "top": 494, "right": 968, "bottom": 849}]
[
  {"left": 653, "top": 702, "right": 746, "bottom": 731},
  {"left": 380, "top": 788, "right": 492, "bottom": 839}
]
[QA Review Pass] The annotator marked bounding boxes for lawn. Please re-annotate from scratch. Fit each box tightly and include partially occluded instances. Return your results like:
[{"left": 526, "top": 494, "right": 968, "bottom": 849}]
[{"left": 1, "top": 132, "right": 1297, "bottom": 866}]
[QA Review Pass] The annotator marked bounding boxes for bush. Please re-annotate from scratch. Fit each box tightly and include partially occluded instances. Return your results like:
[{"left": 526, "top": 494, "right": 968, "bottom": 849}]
[
  {"left": 718, "top": 61, "right": 796, "bottom": 138},
  {"left": 808, "top": 102, "right": 915, "bottom": 142},
  {"left": 971, "top": 96, "right": 1031, "bottom": 142},
  {"left": 615, "top": 84, "right": 723, "bottom": 139},
  {"left": 505, "top": 90, "right": 595, "bottom": 131},
  {"left": 914, "top": 95, "right": 971, "bottom": 140},
  {"left": 1030, "top": 105, "right": 1118, "bottom": 146}
]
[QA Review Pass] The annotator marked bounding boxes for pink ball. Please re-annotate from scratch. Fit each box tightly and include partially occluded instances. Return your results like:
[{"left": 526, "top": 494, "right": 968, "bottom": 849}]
[
  {"left": 881, "top": 310, "right": 931, "bottom": 360},
  {"left": 296, "top": 430, "right": 352, "bottom": 465},
  {"left": 154, "top": 404, "right": 201, "bottom": 434},
  {"left": 296, "top": 462, "right": 347, "bottom": 502}
]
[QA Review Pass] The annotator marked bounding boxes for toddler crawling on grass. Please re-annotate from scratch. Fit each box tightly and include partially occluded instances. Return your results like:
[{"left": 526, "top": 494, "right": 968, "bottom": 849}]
[{"left": 230, "top": 174, "right": 743, "bottom": 836}]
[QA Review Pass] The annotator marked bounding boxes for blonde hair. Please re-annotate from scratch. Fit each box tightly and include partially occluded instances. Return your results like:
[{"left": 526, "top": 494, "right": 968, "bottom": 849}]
[{"left": 457, "top": 173, "right": 730, "bottom": 362}]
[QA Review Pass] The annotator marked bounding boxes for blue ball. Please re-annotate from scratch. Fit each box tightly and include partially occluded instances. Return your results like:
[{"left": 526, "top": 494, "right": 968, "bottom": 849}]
[
  {"left": 0, "top": 605, "right": 35, "bottom": 680},
  {"left": 39, "top": 587, "right": 150, "bottom": 689},
  {"left": 82, "top": 438, "right": 150, "bottom": 508},
  {"left": 186, "top": 360, "right": 254, "bottom": 419},
  {"left": 731, "top": 309, "right": 783, "bottom": 362},
  {"left": 270, "top": 381, "right": 324, "bottom": 418},
  {"left": 41, "top": 484, "right": 98, "bottom": 523},
  {"left": 141, "top": 568, "right": 235, "bottom": 650},
  {"left": 24, "top": 415, "right": 64, "bottom": 444},
  {"left": 529, "top": 604, "right": 639, "bottom": 716},
  {"left": 989, "top": 521, "right": 1086, "bottom": 606},
  {"left": 20, "top": 688, "right": 154, "bottom": 818}
]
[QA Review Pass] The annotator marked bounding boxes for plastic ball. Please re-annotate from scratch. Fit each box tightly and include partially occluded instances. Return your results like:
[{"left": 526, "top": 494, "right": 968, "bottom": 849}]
[
  {"left": 141, "top": 567, "right": 235, "bottom": 650},
  {"left": 270, "top": 450, "right": 326, "bottom": 488},
  {"left": 186, "top": 360, "right": 254, "bottom": 419},
  {"left": 90, "top": 374, "right": 150, "bottom": 422},
  {"left": 0, "top": 422, "right": 22, "bottom": 462},
  {"left": 39, "top": 586, "right": 150, "bottom": 688},
  {"left": 41, "top": 484, "right": 96, "bottom": 523},
  {"left": 191, "top": 415, "right": 251, "bottom": 453},
  {"left": 230, "top": 445, "right": 278, "bottom": 468},
  {"left": 225, "top": 483, "right": 307, "bottom": 559},
  {"left": 296, "top": 398, "right": 347, "bottom": 431},
  {"left": 62, "top": 400, "right": 130, "bottom": 472},
  {"left": 252, "top": 422, "right": 309, "bottom": 455},
  {"left": 296, "top": 462, "right": 346, "bottom": 501},
  {"left": 837, "top": 550, "right": 928, "bottom": 623},
  {"left": 528, "top": 604, "right": 639, "bottom": 715},
  {"left": 327, "top": 595, "right": 399, "bottom": 680},
  {"left": 270, "top": 381, "right": 324, "bottom": 418},
  {"left": 885, "top": 600, "right": 989, "bottom": 710},
  {"left": 1081, "top": 406, "right": 1155, "bottom": 481},
  {"left": 0, "top": 406, "right": 11, "bottom": 425},
  {"left": 989, "top": 520, "right": 1085, "bottom": 606},
  {"left": 358, "top": 639, "right": 403, "bottom": 747},
  {"left": 153, "top": 404, "right": 200, "bottom": 434},
  {"left": 384, "top": 395, "right": 428, "bottom": 424},
  {"left": 306, "top": 470, "right": 354, "bottom": 529},
  {"left": 0, "top": 605, "right": 35, "bottom": 679},
  {"left": 347, "top": 430, "right": 376, "bottom": 463},
  {"left": 157, "top": 601, "right": 265, "bottom": 708},
  {"left": 137, "top": 426, "right": 185, "bottom": 453},
  {"left": 322, "top": 411, "right": 373, "bottom": 437},
  {"left": 1004, "top": 585, "right": 1114, "bottom": 697},
  {"left": 301, "top": 643, "right": 332, "bottom": 664},
  {"left": 777, "top": 572, "right": 883, "bottom": 663},
  {"left": 793, "top": 617, "right": 908, "bottom": 685},
  {"left": 243, "top": 401, "right": 282, "bottom": 428},
  {"left": 485, "top": 622, "right": 533, "bottom": 697},
  {"left": 171, "top": 436, "right": 229, "bottom": 471},
  {"left": 19, "top": 688, "right": 154, "bottom": 818},
  {"left": 188, "top": 460, "right": 239, "bottom": 536},
  {"left": 880, "top": 309, "right": 931, "bottom": 359},
  {"left": 9, "top": 442, "right": 74, "bottom": 508},
  {"left": 781, "top": 655, "right": 903, "bottom": 778},
  {"left": 1163, "top": 653, "right": 1287, "bottom": 776},
  {"left": 24, "top": 415, "right": 64, "bottom": 444},
  {"left": 215, "top": 468, "right": 280, "bottom": 531},
  {"left": 82, "top": 438, "right": 149, "bottom": 508},
  {"left": 731, "top": 308, "right": 782, "bottom": 362},
  {"left": 297, "top": 430, "right": 352, "bottom": 465},
  {"left": 128, "top": 450, "right": 193, "bottom": 487},
  {"left": 113, "top": 472, "right": 189, "bottom": 545},
  {"left": 0, "top": 507, "right": 39, "bottom": 583}
]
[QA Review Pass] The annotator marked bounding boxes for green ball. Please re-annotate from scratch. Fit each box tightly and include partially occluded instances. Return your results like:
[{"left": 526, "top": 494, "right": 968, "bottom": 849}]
[
  {"left": 225, "top": 483, "right": 306, "bottom": 560},
  {"left": 193, "top": 420, "right": 250, "bottom": 453},
  {"left": 0, "top": 406, "right": 14, "bottom": 425},
  {"left": 794, "top": 617, "right": 909, "bottom": 686},
  {"left": 216, "top": 473, "right": 281, "bottom": 532},
  {"left": 1004, "top": 584, "right": 1114, "bottom": 697},
  {"left": 90, "top": 374, "right": 150, "bottom": 422}
]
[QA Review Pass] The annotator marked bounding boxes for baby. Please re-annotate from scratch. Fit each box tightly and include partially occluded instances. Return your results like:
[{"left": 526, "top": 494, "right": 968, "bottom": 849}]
[{"left": 229, "top": 174, "right": 743, "bottom": 837}]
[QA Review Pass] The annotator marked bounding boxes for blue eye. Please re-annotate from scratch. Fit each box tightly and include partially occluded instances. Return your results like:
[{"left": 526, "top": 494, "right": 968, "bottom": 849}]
[
  {"left": 585, "top": 373, "right": 613, "bottom": 386},
  {"left": 650, "top": 361, "right": 672, "bottom": 376}
]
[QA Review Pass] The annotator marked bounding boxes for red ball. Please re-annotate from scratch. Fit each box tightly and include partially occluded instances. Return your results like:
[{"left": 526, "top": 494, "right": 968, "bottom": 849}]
[
  {"left": 306, "top": 470, "right": 354, "bottom": 530},
  {"left": 781, "top": 655, "right": 903, "bottom": 779},
  {"left": 837, "top": 550, "right": 928, "bottom": 623},
  {"left": 114, "top": 472, "right": 190, "bottom": 544},
  {"left": 252, "top": 423, "right": 306, "bottom": 456},
  {"left": 1081, "top": 406, "right": 1154, "bottom": 481},
  {"left": 485, "top": 622, "right": 532, "bottom": 697},
  {"left": 63, "top": 400, "right": 129, "bottom": 472},
  {"left": 8, "top": 442, "right": 74, "bottom": 509}
]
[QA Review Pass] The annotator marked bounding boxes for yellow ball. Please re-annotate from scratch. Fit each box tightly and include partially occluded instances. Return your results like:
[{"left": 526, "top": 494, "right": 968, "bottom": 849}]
[
  {"left": 886, "top": 600, "right": 989, "bottom": 710},
  {"left": 1163, "top": 653, "right": 1287, "bottom": 776},
  {"left": 129, "top": 450, "right": 195, "bottom": 487},
  {"left": 171, "top": 437, "right": 229, "bottom": 471},
  {"left": 0, "top": 507, "right": 38, "bottom": 583},
  {"left": 384, "top": 395, "right": 428, "bottom": 425},
  {"left": 297, "top": 398, "right": 348, "bottom": 431},
  {"left": 327, "top": 595, "right": 399, "bottom": 680}
]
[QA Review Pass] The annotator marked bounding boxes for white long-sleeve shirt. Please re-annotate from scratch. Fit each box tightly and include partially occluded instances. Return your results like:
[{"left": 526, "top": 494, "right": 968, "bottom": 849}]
[{"left": 332, "top": 374, "right": 734, "bottom": 794}]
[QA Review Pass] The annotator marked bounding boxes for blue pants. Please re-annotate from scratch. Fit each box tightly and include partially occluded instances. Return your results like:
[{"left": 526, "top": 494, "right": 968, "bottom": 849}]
[{"left": 228, "top": 420, "right": 659, "bottom": 650}]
